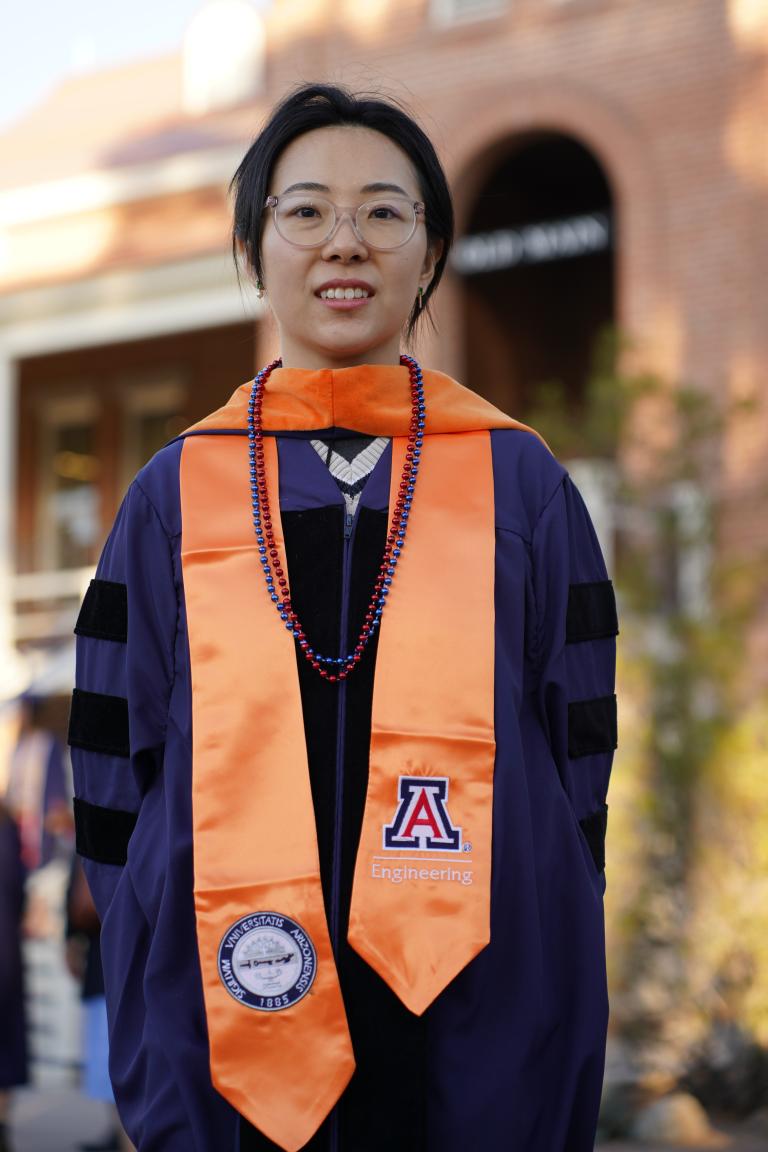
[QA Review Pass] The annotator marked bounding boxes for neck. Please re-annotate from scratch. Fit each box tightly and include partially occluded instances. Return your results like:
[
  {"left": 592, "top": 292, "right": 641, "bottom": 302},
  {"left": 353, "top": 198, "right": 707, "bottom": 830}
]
[
  {"left": 280, "top": 355, "right": 402, "bottom": 370},
  {"left": 278, "top": 335, "right": 405, "bottom": 371}
]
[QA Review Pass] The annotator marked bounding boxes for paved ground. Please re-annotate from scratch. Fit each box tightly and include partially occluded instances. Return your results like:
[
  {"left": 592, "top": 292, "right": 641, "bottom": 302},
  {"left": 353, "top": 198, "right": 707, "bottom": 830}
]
[
  {"left": 8, "top": 1086, "right": 122, "bottom": 1152},
  {"left": 7, "top": 1087, "right": 768, "bottom": 1152}
]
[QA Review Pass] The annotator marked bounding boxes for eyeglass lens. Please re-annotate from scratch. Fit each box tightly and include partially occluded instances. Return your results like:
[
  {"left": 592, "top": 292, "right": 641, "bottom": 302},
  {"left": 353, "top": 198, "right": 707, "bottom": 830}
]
[{"left": 273, "top": 195, "right": 417, "bottom": 249}]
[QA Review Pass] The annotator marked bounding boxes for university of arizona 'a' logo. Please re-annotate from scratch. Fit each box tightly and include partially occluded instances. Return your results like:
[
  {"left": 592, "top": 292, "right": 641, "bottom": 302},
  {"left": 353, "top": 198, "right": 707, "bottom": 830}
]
[{"left": 383, "top": 776, "right": 462, "bottom": 852}]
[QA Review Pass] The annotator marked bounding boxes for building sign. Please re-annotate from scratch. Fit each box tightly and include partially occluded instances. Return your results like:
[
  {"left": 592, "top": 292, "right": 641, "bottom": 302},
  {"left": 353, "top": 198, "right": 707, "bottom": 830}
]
[{"left": 450, "top": 210, "right": 612, "bottom": 275}]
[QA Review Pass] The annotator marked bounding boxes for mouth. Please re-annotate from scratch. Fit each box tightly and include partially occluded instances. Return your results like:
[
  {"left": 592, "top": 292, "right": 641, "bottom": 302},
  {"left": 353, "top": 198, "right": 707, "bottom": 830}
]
[
  {"left": 313, "top": 279, "right": 373, "bottom": 311},
  {"left": 319, "top": 286, "right": 372, "bottom": 300},
  {"left": 317, "top": 290, "right": 373, "bottom": 317}
]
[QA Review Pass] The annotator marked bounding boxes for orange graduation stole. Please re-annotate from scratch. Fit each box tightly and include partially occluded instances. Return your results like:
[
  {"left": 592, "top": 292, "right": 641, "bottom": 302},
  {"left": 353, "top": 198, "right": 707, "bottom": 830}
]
[{"left": 179, "top": 364, "right": 550, "bottom": 1151}]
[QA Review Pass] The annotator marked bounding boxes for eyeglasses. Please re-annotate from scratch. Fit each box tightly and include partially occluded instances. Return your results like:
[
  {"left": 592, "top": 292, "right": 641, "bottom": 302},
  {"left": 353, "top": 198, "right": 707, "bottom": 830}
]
[{"left": 264, "top": 193, "right": 425, "bottom": 250}]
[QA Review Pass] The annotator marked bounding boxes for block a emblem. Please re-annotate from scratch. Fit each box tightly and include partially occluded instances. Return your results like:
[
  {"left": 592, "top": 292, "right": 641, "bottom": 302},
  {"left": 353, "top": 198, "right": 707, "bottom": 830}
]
[{"left": 382, "top": 776, "right": 462, "bottom": 852}]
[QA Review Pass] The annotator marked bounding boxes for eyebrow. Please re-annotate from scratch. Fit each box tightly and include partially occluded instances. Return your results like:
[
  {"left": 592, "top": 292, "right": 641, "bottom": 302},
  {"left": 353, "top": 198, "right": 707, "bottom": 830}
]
[{"left": 280, "top": 181, "right": 412, "bottom": 197}]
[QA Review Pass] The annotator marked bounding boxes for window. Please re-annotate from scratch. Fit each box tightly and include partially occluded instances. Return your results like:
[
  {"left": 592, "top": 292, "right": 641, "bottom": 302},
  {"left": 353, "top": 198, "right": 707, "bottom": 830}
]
[
  {"left": 14, "top": 323, "right": 255, "bottom": 652},
  {"left": 119, "top": 374, "right": 188, "bottom": 496},
  {"left": 35, "top": 394, "right": 101, "bottom": 572}
]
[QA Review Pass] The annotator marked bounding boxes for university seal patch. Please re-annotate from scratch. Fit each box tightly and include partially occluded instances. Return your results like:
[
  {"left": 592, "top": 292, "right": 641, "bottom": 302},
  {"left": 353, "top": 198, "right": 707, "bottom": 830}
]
[{"left": 217, "top": 912, "right": 317, "bottom": 1012}]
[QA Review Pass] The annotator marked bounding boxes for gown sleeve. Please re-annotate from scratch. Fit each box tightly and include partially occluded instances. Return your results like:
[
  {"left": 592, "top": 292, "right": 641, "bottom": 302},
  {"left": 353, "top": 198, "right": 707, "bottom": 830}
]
[
  {"left": 68, "top": 475, "right": 182, "bottom": 1147},
  {"left": 531, "top": 472, "right": 619, "bottom": 886}
]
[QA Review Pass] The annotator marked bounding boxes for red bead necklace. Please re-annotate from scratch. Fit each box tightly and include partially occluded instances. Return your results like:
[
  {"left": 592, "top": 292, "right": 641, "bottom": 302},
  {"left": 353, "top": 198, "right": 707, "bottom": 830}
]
[{"left": 247, "top": 355, "right": 426, "bottom": 682}]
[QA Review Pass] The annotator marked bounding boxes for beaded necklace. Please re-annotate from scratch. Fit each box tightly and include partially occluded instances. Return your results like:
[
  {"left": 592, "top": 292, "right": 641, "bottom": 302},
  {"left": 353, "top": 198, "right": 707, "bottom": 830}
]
[{"left": 247, "top": 354, "right": 426, "bottom": 682}]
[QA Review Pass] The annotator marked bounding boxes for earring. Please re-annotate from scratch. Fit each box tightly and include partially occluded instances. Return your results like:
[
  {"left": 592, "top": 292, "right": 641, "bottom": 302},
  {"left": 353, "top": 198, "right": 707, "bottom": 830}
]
[
  {"left": 256, "top": 279, "right": 265, "bottom": 300},
  {"left": 416, "top": 286, "right": 424, "bottom": 311}
]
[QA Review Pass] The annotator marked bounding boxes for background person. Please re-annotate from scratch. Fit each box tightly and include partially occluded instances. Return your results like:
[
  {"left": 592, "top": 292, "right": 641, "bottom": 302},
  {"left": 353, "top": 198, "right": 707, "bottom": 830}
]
[
  {"left": 65, "top": 853, "right": 135, "bottom": 1152},
  {"left": 0, "top": 800, "right": 28, "bottom": 1152}
]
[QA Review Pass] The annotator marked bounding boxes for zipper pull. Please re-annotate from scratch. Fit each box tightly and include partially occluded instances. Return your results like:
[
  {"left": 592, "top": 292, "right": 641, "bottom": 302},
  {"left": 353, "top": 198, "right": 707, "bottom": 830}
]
[{"left": 344, "top": 511, "right": 354, "bottom": 539}]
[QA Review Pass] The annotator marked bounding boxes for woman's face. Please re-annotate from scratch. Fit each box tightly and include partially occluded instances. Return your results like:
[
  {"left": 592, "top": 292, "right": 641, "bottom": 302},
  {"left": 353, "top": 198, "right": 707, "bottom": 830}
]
[{"left": 259, "top": 125, "right": 442, "bottom": 369}]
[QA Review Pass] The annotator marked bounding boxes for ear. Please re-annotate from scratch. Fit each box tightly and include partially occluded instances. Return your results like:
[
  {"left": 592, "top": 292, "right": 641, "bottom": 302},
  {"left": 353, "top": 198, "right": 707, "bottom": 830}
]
[{"left": 420, "top": 238, "right": 444, "bottom": 289}]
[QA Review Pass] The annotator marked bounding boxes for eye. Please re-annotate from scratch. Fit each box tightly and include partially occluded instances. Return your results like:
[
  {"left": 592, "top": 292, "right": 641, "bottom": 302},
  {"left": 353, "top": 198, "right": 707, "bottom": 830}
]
[
  {"left": 366, "top": 201, "right": 406, "bottom": 221},
  {"left": 290, "top": 203, "right": 321, "bottom": 218}
]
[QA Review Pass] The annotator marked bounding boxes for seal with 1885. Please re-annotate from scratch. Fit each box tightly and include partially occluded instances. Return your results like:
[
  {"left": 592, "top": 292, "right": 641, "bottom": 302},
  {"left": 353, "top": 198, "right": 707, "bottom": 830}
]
[{"left": 217, "top": 911, "right": 317, "bottom": 1012}]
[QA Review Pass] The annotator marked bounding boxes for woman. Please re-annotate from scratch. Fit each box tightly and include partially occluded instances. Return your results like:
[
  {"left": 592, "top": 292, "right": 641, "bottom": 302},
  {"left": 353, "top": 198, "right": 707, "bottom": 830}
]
[{"left": 68, "top": 83, "right": 618, "bottom": 1152}]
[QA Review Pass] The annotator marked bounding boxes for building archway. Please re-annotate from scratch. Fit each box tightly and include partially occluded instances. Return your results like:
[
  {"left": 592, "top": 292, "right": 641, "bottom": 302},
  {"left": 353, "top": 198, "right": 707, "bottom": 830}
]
[{"left": 453, "top": 130, "right": 615, "bottom": 421}]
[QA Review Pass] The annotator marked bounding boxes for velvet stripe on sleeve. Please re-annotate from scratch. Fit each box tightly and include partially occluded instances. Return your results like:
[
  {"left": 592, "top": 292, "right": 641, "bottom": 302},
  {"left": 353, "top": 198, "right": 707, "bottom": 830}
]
[{"left": 532, "top": 472, "right": 619, "bottom": 895}]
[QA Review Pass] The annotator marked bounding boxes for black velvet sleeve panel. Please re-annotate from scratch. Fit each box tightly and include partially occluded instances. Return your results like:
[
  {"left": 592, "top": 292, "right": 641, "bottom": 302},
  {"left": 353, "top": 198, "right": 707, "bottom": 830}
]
[
  {"left": 74, "top": 796, "right": 138, "bottom": 866},
  {"left": 68, "top": 688, "right": 130, "bottom": 758},
  {"left": 566, "top": 580, "right": 618, "bottom": 644},
  {"left": 567, "top": 694, "right": 618, "bottom": 759},
  {"left": 74, "top": 579, "right": 128, "bottom": 643}
]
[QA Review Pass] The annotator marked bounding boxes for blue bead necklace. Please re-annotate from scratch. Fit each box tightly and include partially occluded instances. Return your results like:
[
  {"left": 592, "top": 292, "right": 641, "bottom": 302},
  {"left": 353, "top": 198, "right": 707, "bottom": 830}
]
[{"left": 247, "top": 354, "right": 426, "bottom": 682}]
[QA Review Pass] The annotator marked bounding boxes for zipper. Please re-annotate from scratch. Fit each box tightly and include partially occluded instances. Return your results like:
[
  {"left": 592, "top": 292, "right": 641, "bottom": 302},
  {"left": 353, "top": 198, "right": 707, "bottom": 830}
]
[
  {"left": 331, "top": 507, "right": 355, "bottom": 948},
  {"left": 329, "top": 503, "right": 358, "bottom": 1152}
]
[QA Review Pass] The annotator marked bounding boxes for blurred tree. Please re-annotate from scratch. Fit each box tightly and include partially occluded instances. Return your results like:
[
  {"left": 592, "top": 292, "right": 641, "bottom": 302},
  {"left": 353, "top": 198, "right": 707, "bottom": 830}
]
[{"left": 523, "top": 324, "right": 768, "bottom": 1109}]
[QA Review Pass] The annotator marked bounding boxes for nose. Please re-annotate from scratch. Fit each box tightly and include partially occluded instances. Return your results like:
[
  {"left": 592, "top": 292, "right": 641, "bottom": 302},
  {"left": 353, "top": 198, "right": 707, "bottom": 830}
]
[{"left": 321, "top": 209, "right": 368, "bottom": 260}]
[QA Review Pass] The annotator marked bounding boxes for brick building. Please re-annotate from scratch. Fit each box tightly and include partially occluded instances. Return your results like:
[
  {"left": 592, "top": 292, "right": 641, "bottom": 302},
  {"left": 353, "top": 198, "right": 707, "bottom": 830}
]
[{"left": 0, "top": 0, "right": 766, "bottom": 705}]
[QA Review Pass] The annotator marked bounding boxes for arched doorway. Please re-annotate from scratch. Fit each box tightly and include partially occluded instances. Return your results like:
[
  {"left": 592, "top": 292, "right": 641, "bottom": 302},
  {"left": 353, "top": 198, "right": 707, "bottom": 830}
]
[{"left": 453, "top": 131, "right": 615, "bottom": 421}]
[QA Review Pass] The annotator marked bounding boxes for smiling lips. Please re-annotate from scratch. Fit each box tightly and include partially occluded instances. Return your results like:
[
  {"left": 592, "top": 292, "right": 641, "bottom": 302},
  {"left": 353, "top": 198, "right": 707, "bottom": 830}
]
[
  {"left": 320, "top": 286, "right": 370, "bottom": 299},
  {"left": 316, "top": 281, "right": 374, "bottom": 309}
]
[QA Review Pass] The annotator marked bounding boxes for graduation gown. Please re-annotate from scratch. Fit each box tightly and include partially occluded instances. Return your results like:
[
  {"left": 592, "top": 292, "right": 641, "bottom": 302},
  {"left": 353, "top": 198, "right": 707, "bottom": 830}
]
[{"left": 69, "top": 402, "right": 618, "bottom": 1152}]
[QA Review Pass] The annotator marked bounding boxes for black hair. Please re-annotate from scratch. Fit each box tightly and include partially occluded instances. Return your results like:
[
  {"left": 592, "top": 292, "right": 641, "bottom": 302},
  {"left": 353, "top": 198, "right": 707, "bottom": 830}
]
[{"left": 229, "top": 82, "right": 454, "bottom": 342}]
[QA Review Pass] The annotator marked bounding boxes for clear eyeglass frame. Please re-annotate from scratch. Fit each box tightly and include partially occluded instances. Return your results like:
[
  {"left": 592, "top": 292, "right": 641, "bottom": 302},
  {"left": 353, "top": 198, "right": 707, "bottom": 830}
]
[{"left": 263, "top": 193, "right": 426, "bottom": 250}]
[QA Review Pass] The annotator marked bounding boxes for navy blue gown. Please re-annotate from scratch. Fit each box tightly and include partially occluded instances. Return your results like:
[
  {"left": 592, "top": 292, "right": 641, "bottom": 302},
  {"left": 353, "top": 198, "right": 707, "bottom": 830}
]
[{"left": 69, "top": 423, "right": 618, "bottom": 1151}]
